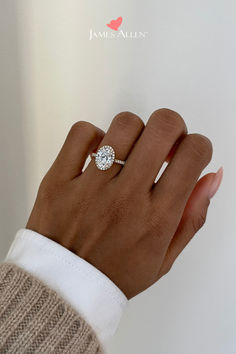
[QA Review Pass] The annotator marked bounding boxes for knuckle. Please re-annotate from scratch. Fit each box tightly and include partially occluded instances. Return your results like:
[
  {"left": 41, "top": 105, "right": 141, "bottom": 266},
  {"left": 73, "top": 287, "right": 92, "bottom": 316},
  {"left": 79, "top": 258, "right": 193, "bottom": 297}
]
[
  {"left": 162, "top": 256, "right": 173, "bottom": 275},
  {"left": 191, "top": 212, "right": 207, "bottom": 233},
  {"left": 38, "top": 176, "right": 62, "bottom": 203},
  {"left": 113, "top": 111, "right": 144, "bottom": 130},
  {"left": 38, "top": 180, "right": 55, "bottom": 202},
  {"left": 150, "top": 108, "right": 186, "bottom": 134},
  {"left": 186, "top": 134, "right": 213, "bottom": 162},
  {"left": 164, "top": 264, "right": 172, "bottom": 275},
  {"left": 70, "top": 121, "right": 97, "bottom": 139}
]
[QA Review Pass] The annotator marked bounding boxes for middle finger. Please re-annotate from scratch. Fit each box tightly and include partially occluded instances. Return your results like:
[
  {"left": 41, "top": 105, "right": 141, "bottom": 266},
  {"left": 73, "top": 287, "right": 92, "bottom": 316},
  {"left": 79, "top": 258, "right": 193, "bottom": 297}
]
[{"left": 119, "top": 108, "right": 187, "bottom": 190}]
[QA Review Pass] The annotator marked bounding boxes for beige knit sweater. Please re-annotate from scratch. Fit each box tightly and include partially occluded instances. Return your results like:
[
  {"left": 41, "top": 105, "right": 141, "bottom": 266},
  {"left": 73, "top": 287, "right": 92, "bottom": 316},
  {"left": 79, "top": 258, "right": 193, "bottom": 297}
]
[{"left": 0, "top": 263, "right": 104, "bottom": 353}]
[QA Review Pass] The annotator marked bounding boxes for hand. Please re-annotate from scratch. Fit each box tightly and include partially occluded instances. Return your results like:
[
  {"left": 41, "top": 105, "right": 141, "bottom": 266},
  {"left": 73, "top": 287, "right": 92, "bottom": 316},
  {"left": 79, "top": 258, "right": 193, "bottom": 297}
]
[{"left": 27, "top": 109, "right": 222, "bottom": 299}]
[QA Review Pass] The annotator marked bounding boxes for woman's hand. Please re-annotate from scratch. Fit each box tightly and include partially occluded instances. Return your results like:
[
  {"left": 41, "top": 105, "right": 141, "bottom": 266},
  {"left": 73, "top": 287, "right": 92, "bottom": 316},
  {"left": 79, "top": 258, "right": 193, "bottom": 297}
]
[{"left": 27, "top": 109, "right": 222, "bottom": 299}]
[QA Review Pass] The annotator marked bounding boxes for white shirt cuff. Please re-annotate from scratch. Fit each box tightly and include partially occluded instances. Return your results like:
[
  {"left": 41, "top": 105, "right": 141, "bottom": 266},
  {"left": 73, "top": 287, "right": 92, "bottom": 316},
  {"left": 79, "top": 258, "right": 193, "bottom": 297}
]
[{"left": 4, "top": 228, "right": 128, "bottom": 344}]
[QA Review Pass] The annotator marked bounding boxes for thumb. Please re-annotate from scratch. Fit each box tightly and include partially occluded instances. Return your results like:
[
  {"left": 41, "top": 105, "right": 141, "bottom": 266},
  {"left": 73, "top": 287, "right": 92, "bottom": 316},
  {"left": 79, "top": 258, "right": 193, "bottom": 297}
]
[
  {"left": 158, "top": 167, "right": 223, "bottom": 277},
  {"left": 182, "top": 167, "right": 223, "bottom": 232}
]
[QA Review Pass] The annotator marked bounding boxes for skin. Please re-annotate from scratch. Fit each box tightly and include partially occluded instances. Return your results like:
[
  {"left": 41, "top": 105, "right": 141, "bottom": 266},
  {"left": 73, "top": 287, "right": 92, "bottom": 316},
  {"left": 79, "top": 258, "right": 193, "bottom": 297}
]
[{"left": 27, "top": 108, "right": 216, "bottom": 299}]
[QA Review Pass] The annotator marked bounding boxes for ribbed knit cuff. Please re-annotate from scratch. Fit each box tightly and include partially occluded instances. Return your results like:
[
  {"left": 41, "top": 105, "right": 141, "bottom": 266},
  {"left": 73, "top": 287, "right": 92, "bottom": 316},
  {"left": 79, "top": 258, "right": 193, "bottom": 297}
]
[
  {"left": 0, "top": 263, "right": 104, "bottom": 354},
  {"left": 5, "top": 229, "right": 128, "bottom": 344}
]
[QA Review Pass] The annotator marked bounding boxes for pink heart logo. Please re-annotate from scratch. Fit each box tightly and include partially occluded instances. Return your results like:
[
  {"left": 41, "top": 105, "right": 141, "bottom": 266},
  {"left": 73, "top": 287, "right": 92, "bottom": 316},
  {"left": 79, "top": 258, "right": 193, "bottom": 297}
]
[{"left": 106, "top": 16, "right": 123, "bottom": 31}]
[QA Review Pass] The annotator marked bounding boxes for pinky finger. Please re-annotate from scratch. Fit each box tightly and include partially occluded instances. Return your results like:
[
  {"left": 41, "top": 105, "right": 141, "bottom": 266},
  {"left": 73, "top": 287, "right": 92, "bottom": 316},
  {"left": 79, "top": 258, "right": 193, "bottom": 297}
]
[{"left": 158, "top": 168, "right": 223, "bottom": 278}]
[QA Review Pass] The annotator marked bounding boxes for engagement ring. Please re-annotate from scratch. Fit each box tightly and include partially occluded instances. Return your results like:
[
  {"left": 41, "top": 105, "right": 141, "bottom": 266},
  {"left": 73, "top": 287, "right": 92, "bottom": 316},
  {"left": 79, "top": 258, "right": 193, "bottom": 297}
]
[{"left": 91, "top": 145, "right": 125, "bottom": 171}]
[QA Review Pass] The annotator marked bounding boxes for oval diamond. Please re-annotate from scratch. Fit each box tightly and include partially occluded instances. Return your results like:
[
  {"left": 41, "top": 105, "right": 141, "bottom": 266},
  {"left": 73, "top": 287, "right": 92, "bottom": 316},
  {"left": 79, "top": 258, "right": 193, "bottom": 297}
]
[{"left": 95, "top": 145, "right": 115, "bottom": 170}]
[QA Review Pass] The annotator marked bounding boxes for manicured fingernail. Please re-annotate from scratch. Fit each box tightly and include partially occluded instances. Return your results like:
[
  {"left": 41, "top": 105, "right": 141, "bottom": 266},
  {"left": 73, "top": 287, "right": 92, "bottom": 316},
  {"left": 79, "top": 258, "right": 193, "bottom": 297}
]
[{"left": 208, "top": 167, "right": 223, "bottom": 199}]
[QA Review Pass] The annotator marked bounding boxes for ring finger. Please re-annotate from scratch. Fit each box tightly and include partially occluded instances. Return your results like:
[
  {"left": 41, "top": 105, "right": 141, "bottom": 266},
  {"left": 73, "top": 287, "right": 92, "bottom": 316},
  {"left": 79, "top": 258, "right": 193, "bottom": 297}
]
[{"left": 83, "top": 111, "right": 145, "bottom": 183}]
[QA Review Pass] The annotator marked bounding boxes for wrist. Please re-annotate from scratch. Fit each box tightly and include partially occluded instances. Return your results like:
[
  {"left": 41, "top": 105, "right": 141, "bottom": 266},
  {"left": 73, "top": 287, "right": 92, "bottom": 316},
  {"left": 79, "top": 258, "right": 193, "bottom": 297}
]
[{"left": 4, "top": 228, "right": 128, "bottom": 344}]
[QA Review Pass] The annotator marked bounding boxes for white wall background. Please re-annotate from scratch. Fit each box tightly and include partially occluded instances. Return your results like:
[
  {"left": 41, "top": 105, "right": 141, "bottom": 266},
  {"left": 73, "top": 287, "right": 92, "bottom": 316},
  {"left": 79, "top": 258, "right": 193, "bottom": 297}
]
[{"left": 0, "top": 1, "right": 235, "bottom": 353}]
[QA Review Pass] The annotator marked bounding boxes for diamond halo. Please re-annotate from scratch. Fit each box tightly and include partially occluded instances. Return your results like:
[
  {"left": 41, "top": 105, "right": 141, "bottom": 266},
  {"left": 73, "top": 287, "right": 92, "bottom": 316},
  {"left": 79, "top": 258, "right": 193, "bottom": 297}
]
[{"left": 95, "top": 145, "right": 116, "bottom": 170}]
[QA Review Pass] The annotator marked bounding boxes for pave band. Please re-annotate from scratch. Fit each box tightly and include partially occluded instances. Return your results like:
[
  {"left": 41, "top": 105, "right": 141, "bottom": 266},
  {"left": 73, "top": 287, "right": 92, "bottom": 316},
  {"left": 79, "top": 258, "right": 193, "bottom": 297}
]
[{"left": 91, "top": 145, "right": 126, "bottom": 170}]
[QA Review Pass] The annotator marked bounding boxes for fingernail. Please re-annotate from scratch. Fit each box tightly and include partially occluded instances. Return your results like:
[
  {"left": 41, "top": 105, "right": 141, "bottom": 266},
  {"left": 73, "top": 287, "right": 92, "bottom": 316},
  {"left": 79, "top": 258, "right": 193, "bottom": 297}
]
[{"left": 208, "top": 167, "right": 223, "bottom": 199}]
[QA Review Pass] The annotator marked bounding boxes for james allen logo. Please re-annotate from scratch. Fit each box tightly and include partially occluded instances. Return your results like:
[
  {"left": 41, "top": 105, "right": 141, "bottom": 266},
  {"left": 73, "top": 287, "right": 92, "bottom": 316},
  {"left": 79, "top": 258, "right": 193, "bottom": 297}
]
[{"left": 89, "top": 16, "right": 148, "bottom": 40}]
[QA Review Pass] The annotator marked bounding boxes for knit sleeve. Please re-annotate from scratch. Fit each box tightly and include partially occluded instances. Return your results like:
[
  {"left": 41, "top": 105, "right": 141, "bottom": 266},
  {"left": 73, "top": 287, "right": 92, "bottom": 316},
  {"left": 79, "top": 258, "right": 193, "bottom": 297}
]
[{"left": 0, "top": 263, "right": 104, "bottom": 354}]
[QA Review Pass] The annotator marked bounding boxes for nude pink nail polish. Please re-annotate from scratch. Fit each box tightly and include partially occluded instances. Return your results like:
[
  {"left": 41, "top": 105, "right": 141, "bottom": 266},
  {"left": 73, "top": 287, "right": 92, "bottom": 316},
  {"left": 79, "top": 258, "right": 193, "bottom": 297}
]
[{"left": 208, "top": 167, "right": 223, "bottom": 199}]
